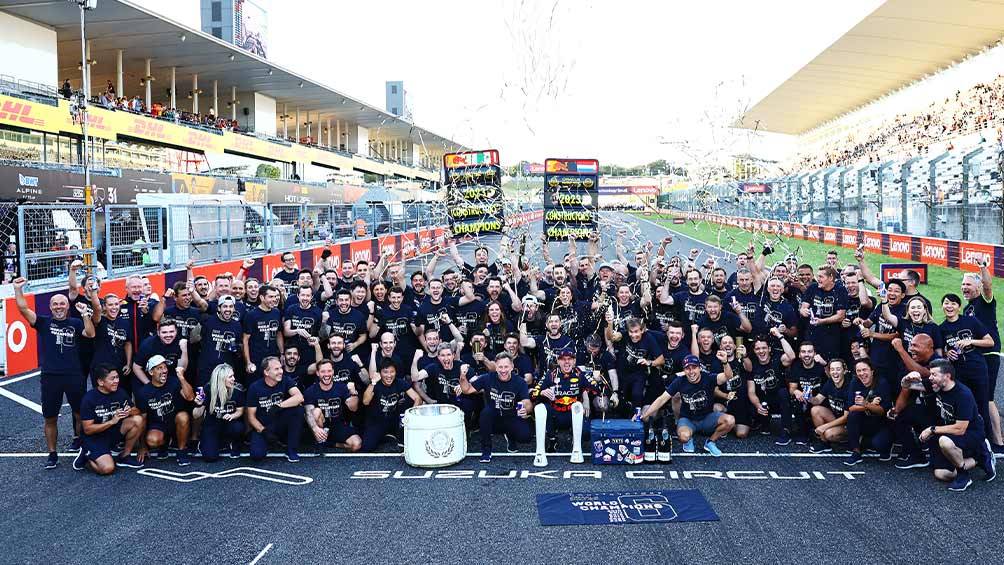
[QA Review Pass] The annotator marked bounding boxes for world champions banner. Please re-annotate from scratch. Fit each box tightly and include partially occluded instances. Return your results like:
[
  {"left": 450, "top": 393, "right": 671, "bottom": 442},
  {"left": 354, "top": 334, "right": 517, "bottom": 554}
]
[
  {"left": 444, "top": 149, "right": 505, "bottom": 237},
  {"left": 543, "top": 158, "right": 599, "bottom": 241}
]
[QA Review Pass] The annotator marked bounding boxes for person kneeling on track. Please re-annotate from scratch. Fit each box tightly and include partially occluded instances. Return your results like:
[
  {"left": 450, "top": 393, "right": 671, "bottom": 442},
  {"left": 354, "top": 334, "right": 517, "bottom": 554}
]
[
  {"left": 914, "top": 360, "right": 996, "bottom": 491},
  {"left": 458, "top": 353, "right": 532, "bottom": 463},
  {"left": 195, "top": 363, "right": 245, "bottom": 461},
  {"left": 246, "top": 356, "right": 305, "bottom": 462},
  {"left": 843, "top": 358, "right": 893, "bottom": 466},
  {"left": 638, "top": 353, "right": 735, "bottom": 457},
  {"left": 809, "top": 358, "right": 850, "bottom": 452},
  {"left": 304, "top": 359, "right": 361, "bottom": 453},
  {"left": 135, "top": 355, "right": 195, "bottom": 466},
  {"left": 361, "top": 359, "right": 422, "bottom": 452},
  {"left": 75, "top": 364, "right": 145, "bottom": 473}
]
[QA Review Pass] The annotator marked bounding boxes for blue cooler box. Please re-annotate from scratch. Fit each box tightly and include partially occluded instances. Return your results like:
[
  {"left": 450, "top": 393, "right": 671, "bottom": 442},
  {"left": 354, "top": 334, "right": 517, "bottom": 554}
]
[{"left": 590, "top": 419, "right": 644, "bottom": 464}]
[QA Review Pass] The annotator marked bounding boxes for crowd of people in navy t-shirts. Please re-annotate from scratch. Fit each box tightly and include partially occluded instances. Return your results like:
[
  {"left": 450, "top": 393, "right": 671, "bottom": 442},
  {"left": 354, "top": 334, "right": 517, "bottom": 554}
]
[{"left": 13, "top": 229, "right": 1001, "bottom": 490}]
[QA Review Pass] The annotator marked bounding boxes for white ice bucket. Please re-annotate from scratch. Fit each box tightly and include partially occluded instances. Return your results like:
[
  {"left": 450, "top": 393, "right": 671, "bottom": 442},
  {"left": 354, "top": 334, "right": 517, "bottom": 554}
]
[{"left": 403, "top": 404, "right": 467, "bottom": 468}]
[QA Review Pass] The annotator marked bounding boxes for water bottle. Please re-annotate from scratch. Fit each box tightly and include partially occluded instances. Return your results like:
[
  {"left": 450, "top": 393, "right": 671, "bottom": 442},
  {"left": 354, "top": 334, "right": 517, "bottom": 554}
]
[
  {"left": 659, "top": 428, "right": 672, "bottom": 464},
  {"left": 517, "top": 401, "right": 524, "bottom": 413}
]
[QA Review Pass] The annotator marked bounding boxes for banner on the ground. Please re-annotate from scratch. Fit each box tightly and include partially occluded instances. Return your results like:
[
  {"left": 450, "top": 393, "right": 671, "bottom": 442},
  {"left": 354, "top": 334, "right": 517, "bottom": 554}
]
[
  {"left": 543, "top": 158, "right": 598, "bottom": 241},
  {"left": 536, "top": 490, "right": 719, "bottom": 526},
  {"left": 444, "top": 150, "right": 504, "bottom": 238}
]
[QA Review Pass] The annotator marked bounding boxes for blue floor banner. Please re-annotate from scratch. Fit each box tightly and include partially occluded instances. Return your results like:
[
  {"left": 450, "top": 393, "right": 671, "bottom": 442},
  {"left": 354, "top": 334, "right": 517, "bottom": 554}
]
[{"left": 536, "top": 490, "right": 719, "bottom": 526}]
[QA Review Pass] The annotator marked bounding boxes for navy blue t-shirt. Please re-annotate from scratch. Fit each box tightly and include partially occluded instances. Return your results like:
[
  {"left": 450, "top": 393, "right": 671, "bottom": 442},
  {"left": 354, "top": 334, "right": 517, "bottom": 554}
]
[
  {"left": 326, "top": 307, "right": 368, "bottom": 345},
  {"left": 695, "top": 311, "right": 742, "bottom": 345},
  {"left": 726, "top": 287, "right": 761, "bottom": 327},
  {"left": 136, "top": 376, "right": 184, "bottom": 426},
  {"left": 91, "top": 316, "right": 132, "bottom": 371},
  {"left": 415, "top": 297, "right": 453, "bottom": 335},
  {"left": 966, "top": 295, "right": 1001, "bottom": 351},
  {"left": 801, "top": 282, "right": 848, "bottom": 354},
  {"left": 617, "top": 331, "right": 662, "bottom": 377},
  {"left": 934, "top": 381, "right": 985, "bottom": 437},
  {"left": 31, "top": 315, "right": 85, "bottom": 375},
  {"left": 162, "top": 305, "right": 202, "bottom": 340},
  {"left": 787, "top": 362, "right": 826, "bottom": 396},
  {"left": 204, "top": 380, "right": 245, "bottom": 423},
  {"left": 846, "top": 377, "right": 892, "bottom": 417},
  {"left": 940, "top": 316, "right": 991, "bottom": 375},
  {"left": 867, "top": 302, "right": 905, "bottom": 370},
  {"left": 136, "top": 335, "right": 183, "bottom": 374},
  {"left": 421, "top": 360, "right": 462, "bottom": 403},
  {"left": 820, "top": 378, "right": 850, "bottom": 416},
  {"left": 666, "top": 370, "right": 718, "bottom": 419},
  {"left": 367, "top": 378, "right": 412, "bottom": 419},
  {"left": 80, "top": 387, "right": 131, "bottom": 425},
  {"left": 242, "top": 306, "right": 282, "bottom": 364},
  {"left": 672, "top": 290, "right": 707, "bottom": 326},
  {"left": 749, "top": 354, "right": 785, "bottom": 394},
  {"left": 283, "top": 303, "right": 323, "bottom": 365},
  {"left": 471, "top": 371, "right": 529, "bottom": 414},
  {"left": 197, "top": 315, "right": 242, "bottom": 376},
  {"left": 246, "top": 377, "right": 298, "bottom": 428},
  {"left": 304, "top": 381, "right": 352, "bottom": 421},
  {"left": 538, "top": 334, "right": 573, "bottom": 371}
]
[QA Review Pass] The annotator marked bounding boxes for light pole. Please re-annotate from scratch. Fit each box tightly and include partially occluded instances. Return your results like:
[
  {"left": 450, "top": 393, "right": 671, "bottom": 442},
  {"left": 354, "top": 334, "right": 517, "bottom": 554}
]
[{"left": 72, "top": 0, "right": 97, "bottom": 266}]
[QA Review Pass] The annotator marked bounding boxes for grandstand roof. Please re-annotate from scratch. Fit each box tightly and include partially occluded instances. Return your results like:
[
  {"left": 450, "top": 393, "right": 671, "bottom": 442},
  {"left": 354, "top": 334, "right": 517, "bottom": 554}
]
[
  {"left": 738, "top": 0, "right": 1004, "bottom": 135},
  {"left": 0, "top": 0, "right": 466, "bottom": 154}
]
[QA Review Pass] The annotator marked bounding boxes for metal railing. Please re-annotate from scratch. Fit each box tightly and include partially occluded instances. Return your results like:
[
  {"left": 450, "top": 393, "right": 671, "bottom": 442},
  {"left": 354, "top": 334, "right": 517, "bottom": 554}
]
[
  {"left": 17, "top": 204, "right": 99, "bottom": 288},
  {"left": 667, "top": 136, "right": 1004, "bottom": 245},
  {"left": 16, "top": 201, "right": 448, "bottom": 289}
]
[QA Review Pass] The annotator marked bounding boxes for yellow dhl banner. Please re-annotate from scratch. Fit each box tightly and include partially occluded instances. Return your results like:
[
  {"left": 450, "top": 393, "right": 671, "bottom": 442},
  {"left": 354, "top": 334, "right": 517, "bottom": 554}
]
[{"left": 0, "top": 93, "right": 431, "bottom": 179}]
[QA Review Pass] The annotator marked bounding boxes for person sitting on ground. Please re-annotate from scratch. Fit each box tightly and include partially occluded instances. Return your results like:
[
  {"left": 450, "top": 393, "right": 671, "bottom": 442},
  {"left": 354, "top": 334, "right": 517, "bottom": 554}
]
[{"left": 75, "top": 364, "right": 145, "bottom": 473}]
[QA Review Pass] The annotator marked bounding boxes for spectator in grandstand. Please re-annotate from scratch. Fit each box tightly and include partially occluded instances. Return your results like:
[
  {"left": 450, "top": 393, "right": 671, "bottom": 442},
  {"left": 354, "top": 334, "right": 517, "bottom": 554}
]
[
  {"left": 14, "top": 276, "right": 95, "bottom": 469},
  {"left": 59, "top": 78, "right": 71, "bottom": 99}
]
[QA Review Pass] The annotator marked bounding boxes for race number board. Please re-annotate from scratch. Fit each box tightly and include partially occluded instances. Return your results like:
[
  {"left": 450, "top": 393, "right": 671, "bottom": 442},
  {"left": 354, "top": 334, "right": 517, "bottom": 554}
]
[
  {"left": 543, "top": 158, "right": 599, "bottom": 241},
  {"left": 444, "top": 149, "right": 504, "bottom": 238}
]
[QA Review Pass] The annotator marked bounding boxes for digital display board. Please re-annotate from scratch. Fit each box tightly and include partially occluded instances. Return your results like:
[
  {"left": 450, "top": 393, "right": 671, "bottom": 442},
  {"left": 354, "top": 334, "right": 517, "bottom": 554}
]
[
  {"left": 444, "top": 149, "right": 505, "bottom": 237},
  {"left": 543, "top": 158, "right": 599, "bottom": 241}
]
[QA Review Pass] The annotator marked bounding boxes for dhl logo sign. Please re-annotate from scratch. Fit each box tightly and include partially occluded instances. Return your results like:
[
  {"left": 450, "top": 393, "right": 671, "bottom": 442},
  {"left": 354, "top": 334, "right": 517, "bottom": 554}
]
[
  {"left": 0, "top": 100, "right": 44, "bottom": 127},
  {"left": 186, "top": 130, "right": 214, "bottom": 148},
  {"left": 129, "top": 118, "right": 167, "bottom": 139}
]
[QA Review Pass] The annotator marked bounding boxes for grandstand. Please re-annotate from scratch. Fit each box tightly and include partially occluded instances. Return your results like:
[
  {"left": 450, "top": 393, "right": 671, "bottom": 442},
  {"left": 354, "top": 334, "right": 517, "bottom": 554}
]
[
  {"left": 671, "top": 0, "right": 1004, "bottom": 246},
  {"left": 0, "top": 0, "right": 468, "bottom": 184}
]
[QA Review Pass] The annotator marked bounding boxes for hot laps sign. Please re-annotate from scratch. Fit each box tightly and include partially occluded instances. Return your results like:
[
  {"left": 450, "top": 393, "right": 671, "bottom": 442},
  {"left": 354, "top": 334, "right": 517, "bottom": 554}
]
[
  {"left": 544, "top": 158, "right": 599, "bottom": 241},
  {"left": 444, "top": 150, "right": 505, "bottom": 237}
]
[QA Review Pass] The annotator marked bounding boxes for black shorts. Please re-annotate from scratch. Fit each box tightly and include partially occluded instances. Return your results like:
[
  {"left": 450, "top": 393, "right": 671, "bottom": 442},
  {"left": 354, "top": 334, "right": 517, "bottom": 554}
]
[
  {"left": 82, "top": 427, "right": 123, "bottom": 461},
  {"left": 40, "top": 372, "right": 86, "bottom": 418}
]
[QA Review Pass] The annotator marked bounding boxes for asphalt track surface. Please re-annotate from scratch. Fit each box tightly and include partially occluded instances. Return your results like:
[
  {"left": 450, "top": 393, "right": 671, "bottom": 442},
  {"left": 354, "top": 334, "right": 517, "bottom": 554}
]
[{"left": 1, "top": 213, "right": 1001, "bottom": 564}]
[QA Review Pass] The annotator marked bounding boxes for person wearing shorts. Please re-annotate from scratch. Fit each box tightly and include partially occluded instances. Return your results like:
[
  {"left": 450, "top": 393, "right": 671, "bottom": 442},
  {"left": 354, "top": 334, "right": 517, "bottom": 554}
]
[
  {"left": 304, "top": 359, "right": 361, "bottom": 452},
  {"left": 639, "top": 353, "right": 735, "bottom": 456},
  {"left": 917, "top": 360, "right": 996, "bottom": 491},
  {"left": 135, "top": 355, "right": 195, "bottom": 466},
  {"left": 75, "top": 364, "right": 145, "bottom": 473},
  {"left": 14, "top": 277, "right": 95, "bottom": 469}
]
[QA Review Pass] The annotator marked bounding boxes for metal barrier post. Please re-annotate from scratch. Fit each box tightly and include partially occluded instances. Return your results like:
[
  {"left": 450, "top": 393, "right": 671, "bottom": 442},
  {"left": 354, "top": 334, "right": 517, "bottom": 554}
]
[{"left": 962, "top": 147, "right": 985, "bottom": 241}]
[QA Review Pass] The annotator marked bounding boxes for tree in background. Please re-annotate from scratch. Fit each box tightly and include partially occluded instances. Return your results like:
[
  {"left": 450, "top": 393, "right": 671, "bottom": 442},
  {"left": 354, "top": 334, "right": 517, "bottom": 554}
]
[{"left": 255, "top": 164, "right": 281, "bottom": 179}]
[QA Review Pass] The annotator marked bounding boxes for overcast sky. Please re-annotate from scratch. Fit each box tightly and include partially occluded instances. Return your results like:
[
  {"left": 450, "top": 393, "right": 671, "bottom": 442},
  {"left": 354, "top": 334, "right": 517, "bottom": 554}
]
[{"left": 134, "top": 0, "right": 885, "bottom": 166}]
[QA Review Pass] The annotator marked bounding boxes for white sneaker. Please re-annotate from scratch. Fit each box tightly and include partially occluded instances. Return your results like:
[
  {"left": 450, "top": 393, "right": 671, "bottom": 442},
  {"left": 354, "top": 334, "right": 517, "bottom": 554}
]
[
  {"left": 570, "top": 450, "right": 584, "bottom": 464},
  {"left": 533, "top": 452, "right": 548, "bottom": 467}
]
